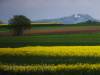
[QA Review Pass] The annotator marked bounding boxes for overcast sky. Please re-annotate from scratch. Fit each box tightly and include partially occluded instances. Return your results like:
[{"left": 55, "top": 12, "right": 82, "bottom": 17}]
[{"left": 0, "top": 0, "right": 100, "bottom": 21}]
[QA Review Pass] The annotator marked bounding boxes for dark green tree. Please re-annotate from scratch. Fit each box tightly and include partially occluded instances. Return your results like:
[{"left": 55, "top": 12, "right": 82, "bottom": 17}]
[{"left": 9, "top": 15, "right": 31, "bottom": 36}]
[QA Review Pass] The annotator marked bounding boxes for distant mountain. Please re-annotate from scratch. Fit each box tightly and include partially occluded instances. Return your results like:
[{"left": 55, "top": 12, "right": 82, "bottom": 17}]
[{"left": 33, "top": 14, "right": 98, "bottom": 24}]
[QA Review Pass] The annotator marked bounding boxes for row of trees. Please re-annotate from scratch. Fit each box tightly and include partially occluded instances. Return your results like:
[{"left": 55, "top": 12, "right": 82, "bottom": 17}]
[{"left": 9, "top": 15, "right": 31, "bottom": 36}]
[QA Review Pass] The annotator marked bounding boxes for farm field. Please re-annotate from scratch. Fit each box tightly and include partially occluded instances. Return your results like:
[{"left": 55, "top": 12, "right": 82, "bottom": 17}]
[
  {"left": 1, "top": 24, "right": 100, "bottom": 75},
  {"left": 1, "top": 33, "right": 100, "bottom": 47},
  {"left": 1, "top": 24, "right": 100, "bottom": 47},
  {"left": 0, "top": 24, "right": 100, "bottom": 33},
  {"left": 0, "top": 46, "right": 100, "bottom": 75}
]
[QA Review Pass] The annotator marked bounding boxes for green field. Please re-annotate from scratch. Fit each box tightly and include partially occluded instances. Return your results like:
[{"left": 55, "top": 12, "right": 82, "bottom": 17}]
[
  {"left": 0, "top": 23, "right": 100, "bottom": 31},
  {"left": 0, "top": 33, "right": 100, "bottom": 47},
  {"left": 1, "top": 24, "right": 100, "bottom": 47}
]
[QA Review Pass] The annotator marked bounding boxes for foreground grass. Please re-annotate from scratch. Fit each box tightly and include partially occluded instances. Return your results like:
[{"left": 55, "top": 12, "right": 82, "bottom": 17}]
[{"left": 0, "top": 46, "right": 100, "bottom": 75}]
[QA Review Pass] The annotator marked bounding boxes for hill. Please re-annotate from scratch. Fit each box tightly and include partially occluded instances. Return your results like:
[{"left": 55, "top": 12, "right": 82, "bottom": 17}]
[{"left": 33, "top": 14, "right": 98, "bottom": 24}]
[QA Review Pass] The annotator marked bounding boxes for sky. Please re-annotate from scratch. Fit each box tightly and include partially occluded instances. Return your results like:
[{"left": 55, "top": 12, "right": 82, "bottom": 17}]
[{"left": 0, "top": 0, "right": 100, "bottom": 21}]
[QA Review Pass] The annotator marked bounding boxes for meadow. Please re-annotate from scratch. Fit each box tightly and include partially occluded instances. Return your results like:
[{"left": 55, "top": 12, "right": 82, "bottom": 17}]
[{"left": 0, "top": 46, "right": 100, "bottom": 75}]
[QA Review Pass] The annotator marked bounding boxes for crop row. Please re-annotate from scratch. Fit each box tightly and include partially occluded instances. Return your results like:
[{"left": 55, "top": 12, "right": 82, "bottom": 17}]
[
  {"left": 0, "top": 64, "right": 100, "bottom": 75},
  {"left": 0, "top": 46, "right": 100, "bottom": 65}
]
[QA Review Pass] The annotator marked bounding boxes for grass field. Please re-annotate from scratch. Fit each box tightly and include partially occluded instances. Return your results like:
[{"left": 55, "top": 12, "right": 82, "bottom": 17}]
[
  {"left": 0, "top": 33, "right": 100, "bottom": 47},
  {"left": 0, "top": 46, "right": 100, "bottom": 75},
  {"left": 0, "top": 23, "right": 100, "bottom": 31}
]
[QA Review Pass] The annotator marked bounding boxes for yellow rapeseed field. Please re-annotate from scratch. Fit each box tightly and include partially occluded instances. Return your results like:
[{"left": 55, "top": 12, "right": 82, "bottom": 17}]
[
  {"left": 1, "top": 46, "right": 100, "bottom": 74},
  {"left": 0, "top": 46, "right": 100, "bottom": 57}
]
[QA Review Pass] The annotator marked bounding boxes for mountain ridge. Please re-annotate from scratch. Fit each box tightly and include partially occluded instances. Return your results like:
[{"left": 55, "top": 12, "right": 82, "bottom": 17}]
[{"left": 33, "top": 14, "right": 98, "bottom": 24}]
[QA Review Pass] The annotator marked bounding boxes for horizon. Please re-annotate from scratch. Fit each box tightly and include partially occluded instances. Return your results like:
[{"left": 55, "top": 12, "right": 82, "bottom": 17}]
[
  {"left": 0, "top": 13, "right": 99, "bottom": 24},
  {"left": 0, "top": 13, "right": 98, "bottom": 22}
]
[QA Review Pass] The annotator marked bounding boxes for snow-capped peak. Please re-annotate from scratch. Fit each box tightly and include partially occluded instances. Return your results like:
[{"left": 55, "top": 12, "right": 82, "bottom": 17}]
[{"left": 74, "top": 14, "right": 81, "bottom": 18}]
